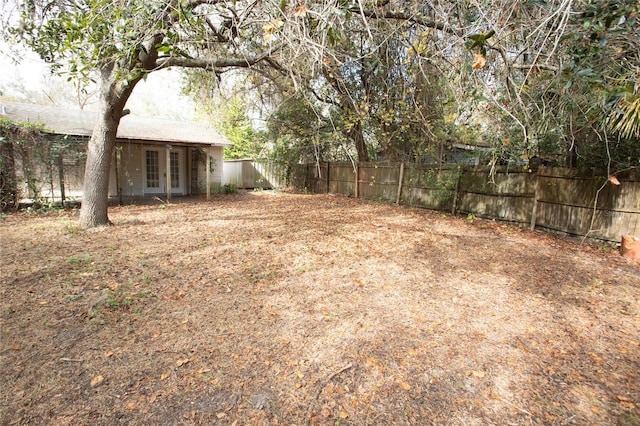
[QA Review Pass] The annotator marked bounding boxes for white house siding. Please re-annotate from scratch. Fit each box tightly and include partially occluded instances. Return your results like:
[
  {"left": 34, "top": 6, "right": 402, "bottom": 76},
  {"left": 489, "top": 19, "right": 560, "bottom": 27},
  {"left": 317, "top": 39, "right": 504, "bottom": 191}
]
[
  {"left": 109, "top": 143, "right": 144, "bottom": 197},
  {"left": 191, "top": 146, "right": 224, "bottom": 193},
  {"left": 211, "top": 146, "right": 224, "bottom": 185},
  {"left": 109, "top": 144, "right": 225, "bottom": 197}
]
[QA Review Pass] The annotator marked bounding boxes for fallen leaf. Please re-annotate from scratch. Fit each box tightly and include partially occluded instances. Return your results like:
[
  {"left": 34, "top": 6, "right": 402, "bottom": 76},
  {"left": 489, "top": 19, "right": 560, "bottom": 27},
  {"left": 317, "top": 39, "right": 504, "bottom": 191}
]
[
  {"left": 294, "top": 3, "right": 308, "bottom": 18},
  {"left": 616, "top": 395, "right": 631, "bottom": 402},
  {"left": 216, "top": 412, "right": 226, "bottom": 419},
  {"left": 296, "top": 371, "right": 304, "bottom": 379},
  {"left": 472, "top": 370, "right": 486, "bottom": 378},
  {"left": 104, "top": 350, "right": 114, "bottom": 357},
  {"left": 126, "top": 401, "right": 136, "bottom": 411},
  {"left": 609, "top": 175, "right": 620, "bottom": 185},
  {"left": 11, "top": 343, "right": 20, "bottom": 351},
  {"left": 338, "top": 410, "right": 349, "bottom": 419},
  {"left": 176, "top": 358, "right": 191, "bottom": 367},
  {"left": 399, "top": 381, "right": 411, "bottom": 391},
  {"left": 39, "top": 300, "right": 49, "bottom": 305},
  {"left": 90, "top": 375, "right": 104, "bottom": 387},
  {"left": 590, "top": 406, "right": 600, "bottom": 414},
  {"left": 472, "top": 52, "right": 486, "bottom": 70},
  {"left": 263, "top": 19, "right": 283, "bottom": 35}
]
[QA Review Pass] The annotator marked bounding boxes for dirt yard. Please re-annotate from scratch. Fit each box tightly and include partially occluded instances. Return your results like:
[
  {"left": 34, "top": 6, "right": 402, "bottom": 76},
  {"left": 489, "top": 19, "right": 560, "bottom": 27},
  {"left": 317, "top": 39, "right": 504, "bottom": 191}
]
[{"left": 1, "top": 191, "right": 639, "bottom": 425}]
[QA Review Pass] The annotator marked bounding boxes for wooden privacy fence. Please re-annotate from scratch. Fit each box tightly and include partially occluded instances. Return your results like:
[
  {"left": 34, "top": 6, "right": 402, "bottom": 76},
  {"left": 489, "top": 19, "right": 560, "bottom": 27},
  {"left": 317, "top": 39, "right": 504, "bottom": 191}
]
[{"left": 291, "top": 162, "right": 640, "bottom": 242}]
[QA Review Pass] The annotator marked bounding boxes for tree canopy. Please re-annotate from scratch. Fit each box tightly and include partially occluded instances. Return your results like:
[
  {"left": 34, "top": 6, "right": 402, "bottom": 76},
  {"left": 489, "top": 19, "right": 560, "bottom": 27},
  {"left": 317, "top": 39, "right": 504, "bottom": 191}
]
[{"left": 2, "top": 0, "right": 638, "bottom": 226}]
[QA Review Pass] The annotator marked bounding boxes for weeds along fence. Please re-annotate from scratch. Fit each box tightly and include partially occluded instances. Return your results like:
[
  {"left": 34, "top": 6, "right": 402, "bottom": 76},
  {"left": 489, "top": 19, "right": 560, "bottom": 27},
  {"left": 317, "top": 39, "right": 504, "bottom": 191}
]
[{"left": 290, "top": 162, "right": 640, "bottom": 242}]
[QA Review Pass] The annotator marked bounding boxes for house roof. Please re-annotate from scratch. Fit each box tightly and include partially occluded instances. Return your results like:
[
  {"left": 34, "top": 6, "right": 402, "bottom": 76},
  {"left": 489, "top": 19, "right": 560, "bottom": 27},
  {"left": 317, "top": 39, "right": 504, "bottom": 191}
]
[{"left": 0, "top": 100, "right": 231, "bottom": 147}]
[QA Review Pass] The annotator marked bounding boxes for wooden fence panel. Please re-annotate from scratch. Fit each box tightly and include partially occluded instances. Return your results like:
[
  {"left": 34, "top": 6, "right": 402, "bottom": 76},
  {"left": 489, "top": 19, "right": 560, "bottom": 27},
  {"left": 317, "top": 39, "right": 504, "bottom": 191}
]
[
  {"left": 534, "top": 167, "right": 640, "bottom": 240},
  {"left": 398, "top": 165, "right": 459, "bottom": 211},
  {"left": 458, "top": 193, "right": 534, "bottom": 223},
  {"left": 359, "top": 163, "right": 399, "bottom": 202},
  {"left": 402, "top": 186, "right": 454, "bottom": 211},
  {"left": 329, "top": 163, "right": 356, "bottom": 196},
  {"left": 300, "top": 162, "right": 640, "bottom": 242},
  {"left": 457, "top": 169, "right": 536, "bottom": 224},
  {"left": 460, "top": 169, "right": 536, "bottom": 195}
]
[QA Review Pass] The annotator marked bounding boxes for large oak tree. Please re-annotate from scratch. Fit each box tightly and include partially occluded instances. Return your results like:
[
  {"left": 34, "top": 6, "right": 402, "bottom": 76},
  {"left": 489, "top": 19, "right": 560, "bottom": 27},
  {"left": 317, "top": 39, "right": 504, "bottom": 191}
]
[
  {"left": 10, "top": 0, "right": 288, "bottom": 227},
  {"left": 6, "top": 0, "right": 638, "bottom": 227}
]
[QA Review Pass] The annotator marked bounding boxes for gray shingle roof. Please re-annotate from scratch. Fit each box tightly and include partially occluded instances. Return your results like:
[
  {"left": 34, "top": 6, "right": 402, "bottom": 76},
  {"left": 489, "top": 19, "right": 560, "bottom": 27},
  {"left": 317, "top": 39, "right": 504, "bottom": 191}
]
[{"left": 0, "top": 101, "right": 231, "bottom": 147}]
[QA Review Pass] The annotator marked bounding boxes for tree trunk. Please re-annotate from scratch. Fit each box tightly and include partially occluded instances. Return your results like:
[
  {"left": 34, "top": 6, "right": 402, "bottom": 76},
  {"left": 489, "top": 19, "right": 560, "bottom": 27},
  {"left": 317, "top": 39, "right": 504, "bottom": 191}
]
[
  {"left": 322, "top": 67, "right": 370, "bottom": 163},
  {"left": 78, "top": 105, "right": 119, "bottom": 227},
  {"left": 348, "top": 121, "right": 369, "bottom": 162},
  {"left": 79, "top": 67, "right": 138, "bottom": 228}
]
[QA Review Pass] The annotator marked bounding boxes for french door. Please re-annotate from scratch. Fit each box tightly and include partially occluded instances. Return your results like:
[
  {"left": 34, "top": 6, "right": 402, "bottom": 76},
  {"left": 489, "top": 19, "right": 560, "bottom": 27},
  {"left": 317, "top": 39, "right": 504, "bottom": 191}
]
[{"left": 144, "top": 148, "right": 186, "bottom": 195}]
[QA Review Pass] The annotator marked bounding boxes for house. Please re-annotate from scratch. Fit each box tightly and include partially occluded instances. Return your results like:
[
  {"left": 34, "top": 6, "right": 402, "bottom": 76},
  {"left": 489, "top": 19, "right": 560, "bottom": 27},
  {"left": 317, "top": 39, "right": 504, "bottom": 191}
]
[{"left": 0, "top": 101, "right": 230, "bottom": 202}]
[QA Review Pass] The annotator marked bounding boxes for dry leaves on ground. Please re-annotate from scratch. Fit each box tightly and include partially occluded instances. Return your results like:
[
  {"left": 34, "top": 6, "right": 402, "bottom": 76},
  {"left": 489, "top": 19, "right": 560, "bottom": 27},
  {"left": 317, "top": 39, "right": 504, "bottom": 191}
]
[{"left": 1, "top": 191, "right": 639, "bottom": 425}]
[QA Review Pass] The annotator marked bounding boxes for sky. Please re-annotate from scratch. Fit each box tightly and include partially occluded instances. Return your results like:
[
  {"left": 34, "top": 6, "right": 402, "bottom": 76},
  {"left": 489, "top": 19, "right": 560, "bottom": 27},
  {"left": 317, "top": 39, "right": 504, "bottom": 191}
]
[{"left": 0, "top": 42, "right": 197, "bottom": 121}]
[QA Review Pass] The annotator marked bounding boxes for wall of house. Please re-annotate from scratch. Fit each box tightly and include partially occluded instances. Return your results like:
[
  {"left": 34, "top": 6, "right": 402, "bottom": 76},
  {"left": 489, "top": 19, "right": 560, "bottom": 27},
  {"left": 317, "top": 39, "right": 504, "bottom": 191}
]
[
  {"left": 110, "top": 142, "right": 145, "bottom": 197},
  {"left": 11, "top": 140, "right": 225, "bottom": 202},
  {"left": 210, "top": 146, "right": 224, "bottom": 187},
  {"left": 109, "top": 143, "right": 224, "bottom": 197},
  {"left": 192, "top": 146, "right": 224, "bottom": 194}
]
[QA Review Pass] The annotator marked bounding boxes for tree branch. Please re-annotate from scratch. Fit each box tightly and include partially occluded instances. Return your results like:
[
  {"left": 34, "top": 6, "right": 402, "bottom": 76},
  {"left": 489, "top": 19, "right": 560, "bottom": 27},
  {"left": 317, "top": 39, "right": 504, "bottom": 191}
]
[
  {"left": 155, "top": 43, "right": 284, "bottom": 70},
  {"left": 355, "top": 9, "right": 462, "bottom": 37}
]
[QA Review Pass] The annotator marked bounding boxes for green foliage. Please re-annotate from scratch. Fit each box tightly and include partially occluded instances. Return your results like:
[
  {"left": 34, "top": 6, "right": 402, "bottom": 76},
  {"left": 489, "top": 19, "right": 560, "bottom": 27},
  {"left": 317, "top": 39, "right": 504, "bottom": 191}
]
[
  {"left": 8, "top": 0, "right": 639, "bottom": 178},
  {"left": 1, "top": 117, "right": 87, "bottom": 209},
  {"left": 266, "top": 95, "right": 345, "bottom": 166},
  {"left": 608, "top": 92, "right": 640, "bottom": 140},
  {"left": 218, "top": 98, "right": 265, "bottom": 160},
  {"left": 0, "top": 118, "right": 46, "bottom": 210}
]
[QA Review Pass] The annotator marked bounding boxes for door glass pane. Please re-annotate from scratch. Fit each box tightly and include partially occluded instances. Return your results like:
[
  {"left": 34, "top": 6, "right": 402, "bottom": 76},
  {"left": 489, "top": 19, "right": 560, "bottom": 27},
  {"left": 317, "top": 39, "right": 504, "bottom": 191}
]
[
  {"left": 146, "top": 151, "right": 159, "bottom": 188},
  {"left": 170, "top": 152, "right": 180, "bottom": 188}
]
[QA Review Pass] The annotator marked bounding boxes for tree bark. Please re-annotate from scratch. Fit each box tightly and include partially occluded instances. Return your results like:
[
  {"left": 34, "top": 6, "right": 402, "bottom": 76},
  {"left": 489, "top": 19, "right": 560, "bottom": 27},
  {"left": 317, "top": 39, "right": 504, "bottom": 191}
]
[
  {"left": 348, "top": 121, "right": 369, "bottom": 162},
  {"left": 322, "top": 67, "right": 370, "bottom": 163},
  {"left": 79, "top": 67, "right": 138, "bottom": 228},
  {"left": 78, "top": 106, "right": 119, "bottom": 227},
  {"left": 79, "top": 35, "right": 161, "bottom": 228}
]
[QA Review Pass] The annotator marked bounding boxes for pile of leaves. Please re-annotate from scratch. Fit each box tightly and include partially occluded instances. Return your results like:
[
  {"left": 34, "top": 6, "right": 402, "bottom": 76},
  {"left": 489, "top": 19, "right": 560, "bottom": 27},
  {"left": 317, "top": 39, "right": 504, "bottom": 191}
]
[{"left": 1, "top": 192, "right": 638, "bottom": 424}]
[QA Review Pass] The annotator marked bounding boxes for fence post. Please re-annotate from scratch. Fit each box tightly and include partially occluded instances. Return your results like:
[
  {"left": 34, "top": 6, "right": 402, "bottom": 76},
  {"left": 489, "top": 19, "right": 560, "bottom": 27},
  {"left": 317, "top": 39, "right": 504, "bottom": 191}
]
[
  {"left": 206, "top": 148, "right": 211, "bottom": 200},
  {"left": 530, "top": 170, "right": 539, "bottom": 230},
  {"left": 166, "top": 145, "right": 172, "bottom": 201},
  {"left": 57, "top": 154, "right": 65, "bottom": 207},
  {"left": 326, "top": 162, "right": 331, "bottom": 194},
  {"left": 356, "top": 162, "right": 359, "bottom": 198},
  {"left": 451, "top": 171, "right": 461, "bottom": 215},
  {"left": 115, "top": 147, "right": 123, "bottom": 205},
  {"left": 396, "top": 162, "right": 405, "bottom": 205}
]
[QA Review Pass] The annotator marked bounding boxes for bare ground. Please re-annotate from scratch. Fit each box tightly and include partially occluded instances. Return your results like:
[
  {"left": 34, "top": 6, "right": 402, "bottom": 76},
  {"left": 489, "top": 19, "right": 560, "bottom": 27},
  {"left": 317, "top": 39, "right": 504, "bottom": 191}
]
[{"left": 1, "top": 191, "right": 639, "bottom": 425}]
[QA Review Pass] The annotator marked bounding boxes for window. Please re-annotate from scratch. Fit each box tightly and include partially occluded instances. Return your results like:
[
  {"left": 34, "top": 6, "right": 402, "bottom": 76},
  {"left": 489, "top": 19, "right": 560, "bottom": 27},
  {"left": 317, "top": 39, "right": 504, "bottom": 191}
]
[
  {"left": 170, "top": 152, "right": 180, "bottom": 188},
  {"left": 146, "top": 150, "right": 159, "bottom": 188}
]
